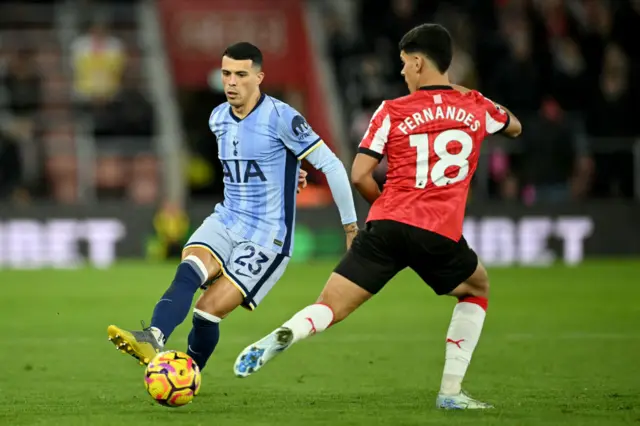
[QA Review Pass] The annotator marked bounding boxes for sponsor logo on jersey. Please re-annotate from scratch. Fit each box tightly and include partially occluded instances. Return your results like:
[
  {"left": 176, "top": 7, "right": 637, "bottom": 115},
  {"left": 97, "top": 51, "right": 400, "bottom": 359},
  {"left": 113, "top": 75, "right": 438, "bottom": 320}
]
[{"left": 291, "top": 115, "right": 312, "bottom": 139}]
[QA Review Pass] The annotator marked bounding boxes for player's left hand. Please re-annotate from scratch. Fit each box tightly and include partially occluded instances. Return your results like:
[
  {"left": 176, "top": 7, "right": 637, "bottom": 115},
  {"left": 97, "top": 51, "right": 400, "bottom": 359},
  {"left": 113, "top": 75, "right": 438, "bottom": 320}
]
[{"left": 297, "top": 169, "right": 308, "bottom": 193}]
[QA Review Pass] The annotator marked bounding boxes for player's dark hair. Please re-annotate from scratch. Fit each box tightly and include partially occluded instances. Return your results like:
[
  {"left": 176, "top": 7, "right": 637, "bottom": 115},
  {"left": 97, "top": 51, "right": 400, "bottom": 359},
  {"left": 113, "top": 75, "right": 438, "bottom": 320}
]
[
  {"left": 223, "top": 42, "right": 263, "bottom": 68},
  {"left": 399, "top": 24, "right": 452, "bottom": 74}
]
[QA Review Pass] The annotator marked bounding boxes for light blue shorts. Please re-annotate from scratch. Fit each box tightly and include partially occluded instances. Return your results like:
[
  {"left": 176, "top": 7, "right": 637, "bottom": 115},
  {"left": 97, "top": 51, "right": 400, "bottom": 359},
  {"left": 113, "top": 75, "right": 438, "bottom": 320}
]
[{"left": 185, "top": 216, "right": 290, "bottom": 310}]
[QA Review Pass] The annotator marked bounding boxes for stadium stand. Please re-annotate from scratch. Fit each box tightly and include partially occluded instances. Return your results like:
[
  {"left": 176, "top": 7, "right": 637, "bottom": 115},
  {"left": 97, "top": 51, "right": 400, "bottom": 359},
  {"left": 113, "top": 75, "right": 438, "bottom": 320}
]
[
  {"left": 0, "top": 0, "right": 638, "bottom": 205},
  {"left": 0, "top": 0, "right": 157, "bottom": 204},
  {"left": 318, "top": 0, "right": 640, "bottom": 202}
]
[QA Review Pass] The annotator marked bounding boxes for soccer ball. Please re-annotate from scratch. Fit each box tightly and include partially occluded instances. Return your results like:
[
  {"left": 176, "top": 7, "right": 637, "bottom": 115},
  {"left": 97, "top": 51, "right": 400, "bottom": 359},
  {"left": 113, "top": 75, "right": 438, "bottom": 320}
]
[{"left": 144, "top": 350, "right": 201, "bottom": 407}]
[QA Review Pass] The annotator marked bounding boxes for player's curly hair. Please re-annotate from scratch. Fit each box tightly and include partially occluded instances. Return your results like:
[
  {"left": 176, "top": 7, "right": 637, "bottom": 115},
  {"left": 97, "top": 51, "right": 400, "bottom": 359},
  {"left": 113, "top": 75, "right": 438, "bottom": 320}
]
[
  {"left": 223, "top": 42, "right": 263, "bottom": 68},
  {"left": 399, "top": 24, "right": 452, "bottom": 74}
]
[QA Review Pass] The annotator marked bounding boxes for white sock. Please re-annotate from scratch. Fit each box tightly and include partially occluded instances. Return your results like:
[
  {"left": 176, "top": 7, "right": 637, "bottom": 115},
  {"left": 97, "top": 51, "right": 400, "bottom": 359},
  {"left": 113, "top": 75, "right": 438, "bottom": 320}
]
[
  {"left": 150, "top": 326, "right": 165, "bottom": 347},
  {"left": 193, "top": 308, "right": 222, "bottom": 323},
  {"left": 281, "top": 303, "right": 334, "bottom": 344},
  {"left": 440, "top": 297, "right": 487, "bottom": 395}
]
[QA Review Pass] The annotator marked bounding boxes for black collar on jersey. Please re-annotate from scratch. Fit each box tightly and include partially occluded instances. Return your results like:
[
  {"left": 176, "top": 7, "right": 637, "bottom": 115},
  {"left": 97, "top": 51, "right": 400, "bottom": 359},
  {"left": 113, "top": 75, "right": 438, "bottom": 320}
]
[
  {"left": 418, "top": 85, "right": 454, "bottom": 91},
  {"left": 229, "top": 92, "right": 266, "bottom": 122}
]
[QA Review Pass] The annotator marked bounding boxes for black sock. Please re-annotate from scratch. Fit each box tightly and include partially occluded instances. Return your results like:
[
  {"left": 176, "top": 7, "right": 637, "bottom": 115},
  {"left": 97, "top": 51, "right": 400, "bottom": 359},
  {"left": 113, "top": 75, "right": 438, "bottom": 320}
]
[
  {"left": 186, "top": 311, "right": 220, "bottom": 371},
  {"left": 150, "top": 259, "right": 205, "bottom": 342}
]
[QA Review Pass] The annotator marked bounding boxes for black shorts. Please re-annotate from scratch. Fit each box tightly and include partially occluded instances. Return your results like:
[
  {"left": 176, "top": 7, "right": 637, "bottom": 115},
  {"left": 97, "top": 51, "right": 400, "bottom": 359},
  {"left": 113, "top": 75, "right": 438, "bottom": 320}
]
[{"left": 334, "top": 220, "right": 478, "bottom": 296}]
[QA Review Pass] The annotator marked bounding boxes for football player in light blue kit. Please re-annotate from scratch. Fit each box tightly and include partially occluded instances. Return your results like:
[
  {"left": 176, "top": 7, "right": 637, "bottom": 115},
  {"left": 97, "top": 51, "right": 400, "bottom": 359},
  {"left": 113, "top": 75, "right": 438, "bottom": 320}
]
[{"left": 107, "top": 42, "right": 359, "bottom": 371}]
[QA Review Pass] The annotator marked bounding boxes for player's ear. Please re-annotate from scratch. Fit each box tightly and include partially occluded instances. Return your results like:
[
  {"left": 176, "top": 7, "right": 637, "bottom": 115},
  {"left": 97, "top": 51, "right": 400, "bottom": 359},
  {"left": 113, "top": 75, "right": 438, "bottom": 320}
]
[
  {"left": 256, "top": 71, "right": 265, "bottom": 85},
  {"left": 414, "top": 55, "right": 423, "bottom": 73}
]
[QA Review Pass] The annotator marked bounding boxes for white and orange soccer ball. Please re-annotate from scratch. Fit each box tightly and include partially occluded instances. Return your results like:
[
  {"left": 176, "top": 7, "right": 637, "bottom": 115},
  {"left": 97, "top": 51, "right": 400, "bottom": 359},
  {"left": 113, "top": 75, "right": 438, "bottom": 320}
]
[{"left": 144, "top": 350, "right": 201, "bottom": 407}]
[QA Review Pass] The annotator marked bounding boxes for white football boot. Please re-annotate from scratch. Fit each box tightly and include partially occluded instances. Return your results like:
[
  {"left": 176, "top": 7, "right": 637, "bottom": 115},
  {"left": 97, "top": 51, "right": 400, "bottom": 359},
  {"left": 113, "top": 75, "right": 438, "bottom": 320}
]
[
  {"left": 234, "top": 327, "right": 294, "bottom": 377},
  {"left": 436, "top": 390, "right": 494, "bottom": 410}
]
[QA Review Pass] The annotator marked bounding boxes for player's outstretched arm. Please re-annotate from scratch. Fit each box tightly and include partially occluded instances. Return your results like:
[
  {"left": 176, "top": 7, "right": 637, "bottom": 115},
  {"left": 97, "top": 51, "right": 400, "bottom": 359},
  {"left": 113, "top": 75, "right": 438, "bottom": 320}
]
[
  {"left": 304, "top": 144, "right": 359, "bottom": 247},
  {"left": 452, "top": 84, "right": 522, "bottom": 138},
  {"left": 275, "top": 101, "right": 357, "bottom": 246},
  {"left": 492, "top": 103, "right": 522, "bottom": 138},
  {"left": 351, "top": 153, "right": 381, "bottom": 205}
]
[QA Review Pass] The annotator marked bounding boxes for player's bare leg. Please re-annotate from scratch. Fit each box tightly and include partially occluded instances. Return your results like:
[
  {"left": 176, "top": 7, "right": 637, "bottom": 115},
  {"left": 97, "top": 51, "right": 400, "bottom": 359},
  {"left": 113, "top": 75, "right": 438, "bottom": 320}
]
[
  {"left": 107, "top": 247, "right": 220, "bottom": 365},
  {"left": 234, "top": 273, "right": 371, "bottom": 377},
  {"left": 185, "top": 275, "right": 244, "bottom": 370},
  {"left": 436, "top": 261, "right": 492, "bottom": 410}
]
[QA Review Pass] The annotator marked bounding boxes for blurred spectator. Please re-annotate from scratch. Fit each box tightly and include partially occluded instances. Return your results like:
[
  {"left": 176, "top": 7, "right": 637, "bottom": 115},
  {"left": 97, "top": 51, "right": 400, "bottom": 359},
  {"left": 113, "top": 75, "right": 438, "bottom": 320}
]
[
  {"left": 1, "top": 48, "right": 43, "bottom": 200},
  {"left": 2, "top": 49, "right": 41, "bottom": 147},
  {"left": 518, "top": 98, "right": 591, "bottom": 203},
  {"left": 449, "top": 42, "right": 477, "bottom": 88},
  {"left": 571, "top": 0, "right": 613, "bottom": 88},
  {"left": 146, "top": 200, "right": 191, "bottom": 260},
  {"left": 549, "top": 37, "right": 588, "bottom": 111},
  {"left": 350, "top": 99, "right": 381, "bottom": 148},
  {"left": 0, "top": 131, "right": 24, "bottom": 201},
  {"left": 323, "top": 9, "right": 358, "bottom": 82},
  {"left": 92, "top": 70, "right": 154, "bottom": 139},
  {"left": 357, "top": 55, "right": 393, "bottom": 112},
  {"left": 586, "top": 43, "right": 635, "bottom": 198},
  {"left": 382, "top": 0, "right": 425, "bottom": 51},
  {"left": 69, "top": 15, "right": 157, "bottom": 205},
  {"left": 586, "top": 44, "right": 634, "bottom": 138},
  {"left": 488, "top": 15, "right": 542, "bottom": 114},
  {"left": 612, "top": 0, "right": 640, "bottom": 63},
  {"left": 71, "top": 19, "right": 125, "bottom": 103},
  {"left": 612, "top": 0, "right": 640, "bottom": 103},
  {"left": 2, "top": 49, "right": 41, "bottom": 119},
  {"left": 91, "top": 70, "right": 157, "bottom": 204}
]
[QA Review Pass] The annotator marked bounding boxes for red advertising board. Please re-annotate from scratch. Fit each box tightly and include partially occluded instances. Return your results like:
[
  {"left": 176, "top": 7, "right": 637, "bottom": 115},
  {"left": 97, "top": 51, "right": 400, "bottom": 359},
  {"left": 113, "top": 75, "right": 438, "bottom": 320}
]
[{"left": 157, "top": 0, "right": 337, "bottom": 154}]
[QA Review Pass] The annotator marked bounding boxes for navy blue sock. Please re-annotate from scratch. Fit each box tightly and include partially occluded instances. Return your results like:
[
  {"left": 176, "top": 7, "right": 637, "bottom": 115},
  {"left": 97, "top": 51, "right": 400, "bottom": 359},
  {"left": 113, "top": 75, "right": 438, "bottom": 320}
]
[
  {"left": 187, "top": 312, "right": 220, "bottom": 370},
  {"left": 150, "top": 259, "right": 206, "bottom": 342}
]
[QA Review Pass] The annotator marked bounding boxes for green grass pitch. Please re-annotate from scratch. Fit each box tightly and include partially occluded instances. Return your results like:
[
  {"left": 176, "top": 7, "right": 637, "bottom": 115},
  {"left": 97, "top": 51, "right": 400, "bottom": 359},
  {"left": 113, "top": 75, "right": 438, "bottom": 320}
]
[{"left": 0, "top": 260, "right": 639, "bottom": 425}]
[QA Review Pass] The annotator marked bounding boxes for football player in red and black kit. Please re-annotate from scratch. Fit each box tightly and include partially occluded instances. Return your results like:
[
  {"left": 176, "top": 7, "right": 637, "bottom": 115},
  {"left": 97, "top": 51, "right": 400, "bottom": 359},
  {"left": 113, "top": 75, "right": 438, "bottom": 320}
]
[{"left": 234, "top": 23, "right": 522, "bottom": 410}]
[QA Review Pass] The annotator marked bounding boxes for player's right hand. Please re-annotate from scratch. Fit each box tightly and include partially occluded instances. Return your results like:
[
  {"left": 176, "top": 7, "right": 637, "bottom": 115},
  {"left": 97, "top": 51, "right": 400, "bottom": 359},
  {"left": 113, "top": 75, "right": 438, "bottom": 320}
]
[
  {"left": 346, "top": 230, "right": 358, "bottom": 249},
  {"left": 297, "top": 169, "right": 308, "bottom": 193},
  {"left": 344, "top": 223, "right": 358, "bottom": 250}
]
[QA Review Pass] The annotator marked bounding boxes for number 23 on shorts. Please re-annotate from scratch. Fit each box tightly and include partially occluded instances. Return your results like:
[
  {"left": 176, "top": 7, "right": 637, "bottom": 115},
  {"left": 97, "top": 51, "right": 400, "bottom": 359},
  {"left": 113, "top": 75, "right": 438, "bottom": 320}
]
[
  {"left": 410, "top": 129, "right": 473, "bottom": 188},
  {"left": 232, "top": 244, "right": 270, "bottom": 278}
]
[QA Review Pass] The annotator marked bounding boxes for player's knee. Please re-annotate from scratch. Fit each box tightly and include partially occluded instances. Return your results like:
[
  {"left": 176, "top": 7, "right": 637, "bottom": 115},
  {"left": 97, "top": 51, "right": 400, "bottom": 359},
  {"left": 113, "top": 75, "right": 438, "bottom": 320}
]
[
  {"left": 194, "top": 294, "right": 227, "bottom": 319},
  {"left": 451, "top": 278, "right": 489, "bottom": 299},
  {"left": 194, "top": 294, "right": 209, "bottom": 312},
  {"left": 451, "top": 263, "right": 490, "bottom": 299},
  {"left": 467, "top": 262, "right": 490, "bottom": 297},
  {"left": 470, "top": 277, "right": 490, "bottom": 298},
  {"left": 182, "top": 247, "right": 221, "bottom": 280},
  {"left": 194, "top": 277, "right": 244, "bottom": 319}
]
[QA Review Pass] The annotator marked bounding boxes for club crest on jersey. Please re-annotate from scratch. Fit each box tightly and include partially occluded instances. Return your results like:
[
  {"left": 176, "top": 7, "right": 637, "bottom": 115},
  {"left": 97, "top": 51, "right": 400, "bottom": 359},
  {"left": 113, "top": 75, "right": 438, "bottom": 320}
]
[{"left": 291, "top": 115, "right": 312, "bottom": 139}]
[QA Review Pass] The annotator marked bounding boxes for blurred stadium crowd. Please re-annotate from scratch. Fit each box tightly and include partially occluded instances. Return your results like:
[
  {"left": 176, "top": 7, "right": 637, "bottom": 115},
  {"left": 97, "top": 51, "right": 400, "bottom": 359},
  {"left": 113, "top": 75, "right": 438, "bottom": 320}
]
[
  {"left": 324, "top": 0, "right": 640, "bottom": 202},
  {"left": 0, "top": 0, "right": 638, "bottom": 205},
  {"left": 0, "top": 0, "right": 156, "bottom": 205}
]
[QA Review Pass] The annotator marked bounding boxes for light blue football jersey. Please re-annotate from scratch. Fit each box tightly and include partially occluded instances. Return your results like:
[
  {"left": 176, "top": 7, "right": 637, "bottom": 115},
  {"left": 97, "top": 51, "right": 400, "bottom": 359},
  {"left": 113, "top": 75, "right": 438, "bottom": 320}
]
[{"left": 208, "top": 93, "right": 323, "bottom": 256}]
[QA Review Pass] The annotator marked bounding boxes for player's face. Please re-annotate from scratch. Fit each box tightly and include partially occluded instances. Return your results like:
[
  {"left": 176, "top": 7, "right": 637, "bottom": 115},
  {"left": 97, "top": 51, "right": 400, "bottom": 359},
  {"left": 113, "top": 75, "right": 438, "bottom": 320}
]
[
  {"left": 221, "top": 56, "right": 264, "bottom": 107},
  {"left": 400, "top": 51, "right": 421, "bottom": 93}
]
